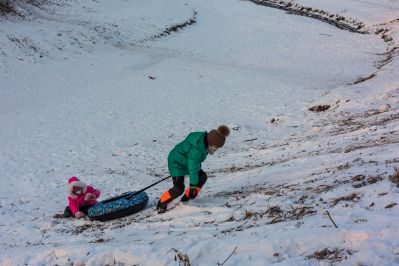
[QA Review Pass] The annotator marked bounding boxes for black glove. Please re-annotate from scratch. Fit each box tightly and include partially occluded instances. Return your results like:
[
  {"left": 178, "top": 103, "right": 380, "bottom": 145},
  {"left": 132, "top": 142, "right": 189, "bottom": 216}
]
[
  {"left": 188, "top": 187, "right": 198, "bottom": 199},
  {"left": 181, "top": 186, "right": 198, "bottom": 202}
]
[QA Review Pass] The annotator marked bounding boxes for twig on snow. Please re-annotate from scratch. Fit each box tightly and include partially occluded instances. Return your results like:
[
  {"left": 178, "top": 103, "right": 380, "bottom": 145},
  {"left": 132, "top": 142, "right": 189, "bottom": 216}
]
[
  {"left": 244, "top": 138, "right": 257, "bottom": 142},
  {"left": 326, "top": 211, "right": 338, "bottom": 228},
  {"left": 217, "top": 246, "right": 238, "bottom": 265},
  {"left": 168, "top": 248, "right": 191, "bottom": 266}
]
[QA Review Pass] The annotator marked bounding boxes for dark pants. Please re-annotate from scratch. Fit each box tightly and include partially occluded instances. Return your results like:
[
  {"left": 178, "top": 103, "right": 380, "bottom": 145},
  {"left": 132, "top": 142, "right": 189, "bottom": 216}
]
[
  {"left": 63, "top": 205, "right": 91, "bottom": 218},
  {"left": 160, "top": 170, "right": 208, "bottom": 204}
]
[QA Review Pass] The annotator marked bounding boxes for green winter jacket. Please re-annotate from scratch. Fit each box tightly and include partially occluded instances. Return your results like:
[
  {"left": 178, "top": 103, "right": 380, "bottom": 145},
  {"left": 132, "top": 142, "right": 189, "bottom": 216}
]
[{"left": 168, "top": 132, "right": 208, "bottom": 187}]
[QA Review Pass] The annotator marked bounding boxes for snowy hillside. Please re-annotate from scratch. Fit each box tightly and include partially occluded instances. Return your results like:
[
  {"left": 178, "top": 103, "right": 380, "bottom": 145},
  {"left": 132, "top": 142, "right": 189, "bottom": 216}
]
[{"left": 0, "top": 0, "right": 398, "bottom": 265}]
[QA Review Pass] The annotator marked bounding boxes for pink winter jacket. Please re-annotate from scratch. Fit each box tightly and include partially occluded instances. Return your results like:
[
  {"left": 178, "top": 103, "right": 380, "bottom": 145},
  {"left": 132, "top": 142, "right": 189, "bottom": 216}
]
[
  {"left": 67, "top": 176, "right": 101, "bottom": 215},
  {"left": 68, "top": 186, "right": 100, "bottom": 215}
]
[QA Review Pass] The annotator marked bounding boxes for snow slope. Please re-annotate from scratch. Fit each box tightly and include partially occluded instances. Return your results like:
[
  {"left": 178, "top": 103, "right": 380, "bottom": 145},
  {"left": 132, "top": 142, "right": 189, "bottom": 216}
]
[{"left": 0, "top": 0, "right": 398, "bottom": 265}]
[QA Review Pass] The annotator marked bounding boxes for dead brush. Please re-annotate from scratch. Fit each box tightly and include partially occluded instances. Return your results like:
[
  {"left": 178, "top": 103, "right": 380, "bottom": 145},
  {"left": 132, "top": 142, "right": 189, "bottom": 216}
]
[
  {"left": 0, "top": 0, "right": 16, "bottom": 15},
  {"left": 169, "top": 248, "right": 191, "bottom": 266},
  {"left": 289, "top": 206, "right": 316, "bottom": 219},
  {"left": 308, "top": 104, "right": 331, "bottom": 112},
  {"left": 306, "top": 248, "right": 354, "bottom": 262},
  {"left": 22, "top": 0, "right": 52, "bottom": 7},
  {"left": 243, "top": 206, "right": 282, "bottom": 220},
  {"left": 389, "top": 167, "right": 399, "bottom": 185},
  {"left": 267, "top": 206, "right": 316, "bottom": 224},
  {"left": 330, "top": 193, "right": 362, "bottom": 207},
  {"left": 267, "top": 205, "right": 282, "bottom": 215},
  {"left": 244, "top": 210, "right": 254, "bottom": 219},
  {"left": 352, "top": 175, "right": 384, "bottom": 188},
  {"left": 72, "top": 222, "right": 108, "bottom": 234}
]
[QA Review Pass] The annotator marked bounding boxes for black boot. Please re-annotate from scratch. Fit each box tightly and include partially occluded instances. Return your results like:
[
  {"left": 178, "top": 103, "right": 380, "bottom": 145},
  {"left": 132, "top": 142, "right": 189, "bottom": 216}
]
[
  {"left": 156, "top": 200, "right": 167, "bottom": 214},
  {"left": 180, "top": 194, "right": 189, "bottom": 202},
  {"left": 53, "top": 206, "right": 73, "bottom": 219},
  {"left": 63, "top": 206, "right": 73, "bottom": 218}
]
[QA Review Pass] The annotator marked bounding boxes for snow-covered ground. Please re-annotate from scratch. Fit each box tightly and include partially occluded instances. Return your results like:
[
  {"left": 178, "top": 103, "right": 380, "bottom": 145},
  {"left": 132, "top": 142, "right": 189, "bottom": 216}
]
[{"left": 0, "top": 0, "right": 398, "bottom": 265}]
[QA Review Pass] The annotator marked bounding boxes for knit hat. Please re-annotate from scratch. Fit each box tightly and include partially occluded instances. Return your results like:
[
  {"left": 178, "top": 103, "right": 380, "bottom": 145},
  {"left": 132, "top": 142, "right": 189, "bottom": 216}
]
[
  {"left": 67, "top": 176, "right": 87, "bottom": 198},
  {"left": 207, "top": 125, "right": 230, "bottom": 148}
]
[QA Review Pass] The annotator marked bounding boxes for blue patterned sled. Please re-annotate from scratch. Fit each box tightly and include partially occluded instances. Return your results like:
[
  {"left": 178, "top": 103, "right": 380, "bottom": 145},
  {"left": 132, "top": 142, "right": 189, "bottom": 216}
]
[{"left": 88, "top": 191, "right": 149, "bottom": 221}]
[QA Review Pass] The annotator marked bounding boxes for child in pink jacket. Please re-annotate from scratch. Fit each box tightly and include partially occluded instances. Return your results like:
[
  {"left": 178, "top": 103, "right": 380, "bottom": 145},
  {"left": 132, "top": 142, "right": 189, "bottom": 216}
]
[{"left": 63, "top": 176, "right": 101, "bottom": 219}]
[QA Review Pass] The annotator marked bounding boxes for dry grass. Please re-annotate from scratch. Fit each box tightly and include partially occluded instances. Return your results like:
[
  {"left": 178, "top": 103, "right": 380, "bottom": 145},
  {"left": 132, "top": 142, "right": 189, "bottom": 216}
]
[
  {"left": 244, "top": 210, "right": 254, "bottom": 219},
  {"left": 306, "top": 248, "right": 354, "bottom": 262},
  {"left": 352, "top": 175, "right": 384, "bottom": 188},
  {"left": 248, "top": 0, "right": 366, "bottom": 33},
  {"left": 389, "top": 168, "right": 399, "bottom": 185},
  {"left": 331, "top": 193, "right": 362, "bottom": 207},
  {"left": 268, "top": 205, "right": 316, "bottom": 224},
  {"left": 309, "top": 104, "right": 331, "bottom": 112},
  {"left": 0, "top": 0, "right": 16, "bottom": 15},
  {"left": 0, "top": 0, "right": 53, "bottom": 17},
  {"left": 385, "top": 203, "right": 397, "bottom": 209},
  {"left": 352, "top": 73, "right": 377, "bottom": 85},
  {"left": 169, "top": 248, "right": 191, "bottom": 266},
  {"left": 24, "top": 0, "right": 52, "bottom": 7}
]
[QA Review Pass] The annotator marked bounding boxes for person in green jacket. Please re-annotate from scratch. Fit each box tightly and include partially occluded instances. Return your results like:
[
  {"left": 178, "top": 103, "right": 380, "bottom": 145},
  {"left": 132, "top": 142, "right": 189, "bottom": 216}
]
[{"left": 156, "top": 125, "right": 230, "bottom": 213}]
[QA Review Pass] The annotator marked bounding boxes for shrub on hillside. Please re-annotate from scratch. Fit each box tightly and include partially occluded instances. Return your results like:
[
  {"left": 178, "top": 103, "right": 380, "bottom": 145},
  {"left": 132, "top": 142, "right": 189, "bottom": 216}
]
[
  {"left": 0, "top": 0, "right": 52, "bottom": 16},
  {"left": 389, "top": 168, "right": 399, "bottom": 186}
]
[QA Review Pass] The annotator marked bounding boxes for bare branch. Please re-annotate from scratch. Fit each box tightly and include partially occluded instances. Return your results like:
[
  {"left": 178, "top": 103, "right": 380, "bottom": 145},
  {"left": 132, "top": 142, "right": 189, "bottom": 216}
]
[
  {"left": 217, "top": 246, "right": 238, "bottom": 266},
  {"left": 326, "top": 211, "right": 338, "bottom": 228}
]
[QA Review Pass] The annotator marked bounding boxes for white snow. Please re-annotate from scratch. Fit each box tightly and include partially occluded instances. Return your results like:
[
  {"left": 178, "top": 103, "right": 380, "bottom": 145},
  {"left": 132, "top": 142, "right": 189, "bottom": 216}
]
[{"left": 0, "top": 0, "right": 398, "bottom": 265}]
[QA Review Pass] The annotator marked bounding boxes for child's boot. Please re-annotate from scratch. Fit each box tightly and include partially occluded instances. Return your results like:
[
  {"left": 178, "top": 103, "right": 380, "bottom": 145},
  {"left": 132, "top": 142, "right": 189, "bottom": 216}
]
[
  {"left": 156, "top": 190, "right": 173, "bottom": 213},
  {"left": 156, "top": 200, "right": 167, "bottom": 214}
]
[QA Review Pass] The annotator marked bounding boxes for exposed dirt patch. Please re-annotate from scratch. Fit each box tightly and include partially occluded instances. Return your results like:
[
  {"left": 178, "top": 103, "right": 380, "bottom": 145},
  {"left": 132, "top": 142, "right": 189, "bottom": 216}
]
[
  {"left": 310, "top": 174, "right": 384, "bottom": 194},
  {"left": 222, "top": 205, "right": 316, "bottom": 234},
  {"left": 330, "top": 192, "right": 362, "bottom": 207},
  {"left": 24, "top": 0, "right": 52, "bottom": 7},
  {"left": 216, "top": 171, "right": 385, "bottom": 203},
  {"left": 248, "top": 0, "right": 398, "bottom": 76},
  {"left": 270, "top": 118, "right": 279, "bottom": 124},
  {"left": 51, "top": 214, "right": 149, "bottom": 235},
  {"left": 385, "top": 203, "right": 397, "bottom": 209},
  {"left": 327, "top": 109, "right": 399, "bottom": 136},
  {"left": 8, "top": 35, "right": 46, "bottom": 57},
  {"left": 306, "top": 248, "right": 355, "bottom": 262},
  {"left": 243, "top": 205, "right": 283, "bottom": 220},
  {"left": 248, "top": 0, "right": 367, "bottom": 33},
  {"left": 351, "top": 72, "right": 377, "bottom": 85},
  {"left": 74, "top": 223, "right": 99, "bottom": 234},
  {"left": 169, "top": 248, "right": 191, "bottom": 266},
  {"left": 388, "top": 168, "right": 399, "bottom": 185},
  {"left": 267, "top": 205, "right": 316, "bottom": 224},
  {"left": 352, "top": 175, "right": 384, "bottom": 188},
  {"left": 372, "top": 27, "right": 398, "bottom": 70},
  {"left": 211, "top": 155, "right": 297, "bottom": 176},
  {"left": 214, "top": 183, "right": 284, "bottom": 200},
  {"left": 88, "top": 238, "right": 112, "bottom": 243},
  {"left": 0, "top": 0, "right": 53, "bottom": 17},
  {"left": 309, "top": 105, "right": 331, "bottom": 112},
  {"left": 146, "top": 11, "right": 197, "bottom": 42},
  {"left": 0, "top": 1, "right": 16, "bottom": 15},
  {"left": 341, "top": 133, "right": 399, "bottom": 154}
]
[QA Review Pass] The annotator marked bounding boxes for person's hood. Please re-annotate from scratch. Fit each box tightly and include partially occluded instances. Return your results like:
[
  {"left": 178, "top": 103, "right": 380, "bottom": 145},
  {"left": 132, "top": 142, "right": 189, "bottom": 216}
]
[{"left": 67, "top": 176, "right": 87, "bottom": 198}]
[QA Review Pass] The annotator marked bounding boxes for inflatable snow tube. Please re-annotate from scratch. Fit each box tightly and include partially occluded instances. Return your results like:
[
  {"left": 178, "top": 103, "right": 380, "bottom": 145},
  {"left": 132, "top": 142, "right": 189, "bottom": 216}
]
[{"left": 88, "top": 191, "right": 149, "bottom": 221}]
